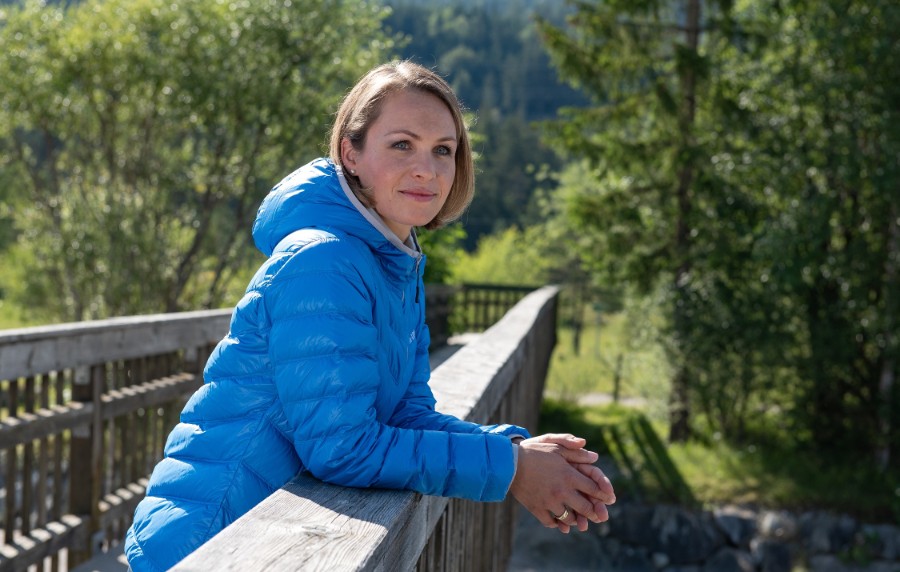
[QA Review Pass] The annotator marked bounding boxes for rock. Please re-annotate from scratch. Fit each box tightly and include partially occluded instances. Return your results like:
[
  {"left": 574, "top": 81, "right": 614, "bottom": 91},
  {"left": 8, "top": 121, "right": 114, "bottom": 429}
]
[
  {"left": 860, "top": 524, "right": 900, "bottom": 560},
  {"left": 759, "top": 510, "right": 799, "bottom": 541},
  {"left": 808, "top": 554, "right": 852, "bottom": 572},
  {"left": 714, "top": 506, "right": 757, "bottom": 547},
  {"left": 651, "top": 505, "right": 726, "bottom": 565},
  {"left": 652, "top": 552, "right": 670, "bottom": 569},
  {"left": 608, "top": 503, "right": 657, "bottom": 547},
  {"left": 800, "top": 512, "right": 858, "bottom": 555},
  {"left": 615, "top": 547, "right": 655, "bottom": 572},
  {"left": 751, "top": 538, "right": 792, "bottom": 572},
  {"left": 507, "top": 505, "right": 613, "bottom": 571},
  {"left": 701, "top": 547, "right": 754, "bottom": 572}
]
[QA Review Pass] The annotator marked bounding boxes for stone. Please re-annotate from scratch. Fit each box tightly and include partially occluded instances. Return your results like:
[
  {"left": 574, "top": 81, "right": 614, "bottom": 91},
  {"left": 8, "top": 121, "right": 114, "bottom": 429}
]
[
  {"left": 751, "top": 538, "right": 792, "bottom": 572},
  {"left": 652, "top": 552, "right": 670, "bottom": 569},
  {"left": 861, "top": 524, "right": 900, "bottom": 561},
  {"left": 800, "top": 512, "right": 858, "bottom": 555},
  {"left": 649, "top": 505, "right": 726, "bottom": 565},
  {"left": 808, "top": 554, "right": 853, "bottom": 572},
  {"left": 759, "top": 510, "right": 799, "bottom": 540},
  {"left": 615, "top": 548, "right": 655, "bottom": 572},
  {"left": 701, "top": 547, "right": 754, "bottom": 572},
  {"left": 714, "top": 506, "right": 757, "bottom": 547},
  {"left": 607, "top": 503, "right": 657, "bottom": 547}
]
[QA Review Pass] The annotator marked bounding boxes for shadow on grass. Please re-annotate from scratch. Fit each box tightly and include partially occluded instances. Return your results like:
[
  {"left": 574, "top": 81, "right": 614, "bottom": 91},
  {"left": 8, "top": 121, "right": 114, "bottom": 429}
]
[
  {"left": 539, "top": 397, "right": 697, "bottom": 508},
  {"left": 540, "top": 398, "right": 900, "bottom": 523}
]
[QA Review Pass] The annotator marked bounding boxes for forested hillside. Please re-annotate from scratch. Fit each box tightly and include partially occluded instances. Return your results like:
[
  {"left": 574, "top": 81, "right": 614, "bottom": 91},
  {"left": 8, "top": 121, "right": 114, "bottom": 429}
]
[{"left": 384, "top": 0, "right": 586, "bottom": 248}]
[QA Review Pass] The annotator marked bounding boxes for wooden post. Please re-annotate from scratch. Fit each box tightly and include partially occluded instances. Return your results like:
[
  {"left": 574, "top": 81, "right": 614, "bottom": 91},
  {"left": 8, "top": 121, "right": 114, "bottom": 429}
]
[
  {"left": 5, "top": 379, "right": 19, "bottom": 545},
  {"left": 68, "top": 364, "right": 103, "bottom": 567}
]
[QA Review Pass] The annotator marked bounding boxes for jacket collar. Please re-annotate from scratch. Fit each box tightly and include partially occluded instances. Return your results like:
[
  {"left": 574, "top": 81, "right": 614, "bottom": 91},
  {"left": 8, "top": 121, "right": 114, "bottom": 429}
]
[{"left": 252, "top": 158, "right": 423, "bottom": 281}]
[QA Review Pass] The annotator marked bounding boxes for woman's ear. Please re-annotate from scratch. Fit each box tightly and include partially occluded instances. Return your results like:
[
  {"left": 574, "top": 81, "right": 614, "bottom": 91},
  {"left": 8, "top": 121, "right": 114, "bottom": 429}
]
[{"left": 340, "top": 137, "right": 357, "bottom": 172}]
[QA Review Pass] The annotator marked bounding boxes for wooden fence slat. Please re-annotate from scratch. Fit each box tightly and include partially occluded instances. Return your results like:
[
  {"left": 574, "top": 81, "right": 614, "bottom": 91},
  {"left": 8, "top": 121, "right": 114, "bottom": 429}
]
[
  {"left": 0, "top": 373, "right": 199, "bottom": 449},
  {"left": 21, "top": 377, "right": 35, "bottom": 536},
  {"left": 37, "top": 376, "right": 50, "bottom": 529},
  {"left": 5, "top": 379, "right": 19, "bottom": 545},
  {"left": 0, "top": 514, "right": 87, "bottom": 572}
]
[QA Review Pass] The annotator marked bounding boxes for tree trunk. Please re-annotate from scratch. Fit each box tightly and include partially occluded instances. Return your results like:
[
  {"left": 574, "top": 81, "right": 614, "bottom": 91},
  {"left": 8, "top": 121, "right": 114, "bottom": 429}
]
[
  {"left": 668, "top": 0, "right": 701, "bottom": 443},
  {"left": 877, "top": 204, "right": 898, "bottom": 470}
]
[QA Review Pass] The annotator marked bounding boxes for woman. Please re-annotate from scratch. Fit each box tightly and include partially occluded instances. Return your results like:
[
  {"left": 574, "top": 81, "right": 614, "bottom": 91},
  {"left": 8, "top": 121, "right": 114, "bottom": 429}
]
[{"left": 125, "top": 61, "right": 615, "bottom": 572}]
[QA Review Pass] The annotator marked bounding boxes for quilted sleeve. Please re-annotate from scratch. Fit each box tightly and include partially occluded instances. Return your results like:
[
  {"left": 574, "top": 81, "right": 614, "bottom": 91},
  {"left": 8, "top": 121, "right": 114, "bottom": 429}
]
[
  {"left": 266, "top": 239, "right": 516, "bottom": 501},
  {"left": 387, "top": 304, "right": 531, "bottom": 439}
]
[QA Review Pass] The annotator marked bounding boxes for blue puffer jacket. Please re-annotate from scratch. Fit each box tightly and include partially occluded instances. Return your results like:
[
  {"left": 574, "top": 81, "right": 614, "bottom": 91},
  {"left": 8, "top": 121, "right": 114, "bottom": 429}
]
[{"left": 124, "top": 158, "right": 529, "bottom": 572}]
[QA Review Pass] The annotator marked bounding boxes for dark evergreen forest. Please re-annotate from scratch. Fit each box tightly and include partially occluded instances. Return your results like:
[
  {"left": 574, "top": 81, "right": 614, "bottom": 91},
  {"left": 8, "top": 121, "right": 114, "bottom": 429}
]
[{"left": 384, "top": 0, "right": 588, "bottom": 248}]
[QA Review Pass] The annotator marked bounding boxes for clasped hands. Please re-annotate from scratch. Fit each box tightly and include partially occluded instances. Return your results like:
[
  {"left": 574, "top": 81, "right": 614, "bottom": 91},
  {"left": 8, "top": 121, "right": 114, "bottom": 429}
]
[{"left": 508, "top": 433, "right": 616, "bottom": 534}]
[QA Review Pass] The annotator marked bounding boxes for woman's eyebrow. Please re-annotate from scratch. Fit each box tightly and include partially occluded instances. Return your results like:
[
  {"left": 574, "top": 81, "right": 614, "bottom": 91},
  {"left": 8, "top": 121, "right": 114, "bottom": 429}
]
[{"left": 386, "top": 128, "right": 456, "bottom": 143}]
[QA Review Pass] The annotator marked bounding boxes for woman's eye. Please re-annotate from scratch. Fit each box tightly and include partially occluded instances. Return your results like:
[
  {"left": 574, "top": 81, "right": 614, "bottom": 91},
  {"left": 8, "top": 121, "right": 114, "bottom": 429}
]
[
  {"left": 392, "top": 141, "right": 411, "bottom": 150},
  {"left": 435, "top": 145, "right": 453, "bottom": 156}
]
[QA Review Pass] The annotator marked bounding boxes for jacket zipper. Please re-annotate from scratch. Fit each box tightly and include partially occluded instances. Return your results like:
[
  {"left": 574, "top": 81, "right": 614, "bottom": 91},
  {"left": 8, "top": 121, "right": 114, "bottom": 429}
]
[{"left": 414, "top": 255, "right": 421, "bottom": 304}]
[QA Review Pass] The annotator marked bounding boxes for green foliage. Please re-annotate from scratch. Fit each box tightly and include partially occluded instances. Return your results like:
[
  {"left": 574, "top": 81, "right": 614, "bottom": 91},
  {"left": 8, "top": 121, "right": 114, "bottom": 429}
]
[
  {"left": 0, "top": 0, "right": 392, "bottom": 321},
  {"left": 384, "top": 0, "right": 581, "bottom": 248},
  {"left": 540, "top": 0, "right": 900, "bottom": 465},
  {"left": 539, "top": 0, "right": 744, "bottom": 443},
  {"left": 716, "top": 0, "right": 900, "bottom": 461},
  {"left": 545, "top": 307, "right": 672, "bottom": 423},
  {"left": 417, "top": 224, "right": 466, "bottom": 284},
  {"left": 449, "top": 226, "right": 551, "bottom": 286}
]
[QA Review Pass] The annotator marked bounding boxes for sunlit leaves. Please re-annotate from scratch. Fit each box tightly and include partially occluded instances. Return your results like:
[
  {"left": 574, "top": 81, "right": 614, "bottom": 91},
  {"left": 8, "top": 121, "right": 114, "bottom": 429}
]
[{"left": 0, "top": 0, "right": 391, "bottom": 321}]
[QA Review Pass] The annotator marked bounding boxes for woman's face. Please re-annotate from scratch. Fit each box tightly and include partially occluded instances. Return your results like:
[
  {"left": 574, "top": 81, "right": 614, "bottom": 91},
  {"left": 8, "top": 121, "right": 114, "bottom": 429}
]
[{"left": 342, "top": 89, "right": 456, "bottom": 242}]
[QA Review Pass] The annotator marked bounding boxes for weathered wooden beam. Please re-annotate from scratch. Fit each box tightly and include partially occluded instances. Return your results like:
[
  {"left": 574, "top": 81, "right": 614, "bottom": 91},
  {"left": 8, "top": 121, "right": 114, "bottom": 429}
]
[
  {"left": 0, "top": 310, "right": 232, "bottom": 380},
  {"left": 172, "top": 474, "right": 450, "bottom": 572}
]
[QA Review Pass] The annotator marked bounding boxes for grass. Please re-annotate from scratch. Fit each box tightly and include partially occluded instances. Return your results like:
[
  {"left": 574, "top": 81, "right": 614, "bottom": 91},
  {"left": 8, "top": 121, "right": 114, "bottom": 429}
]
[
  {"left": 539, "top": 314, "right": 900, "bottom": 524},
  {"left": 545, "top": 312, "right": 671, "bottom": 422}
]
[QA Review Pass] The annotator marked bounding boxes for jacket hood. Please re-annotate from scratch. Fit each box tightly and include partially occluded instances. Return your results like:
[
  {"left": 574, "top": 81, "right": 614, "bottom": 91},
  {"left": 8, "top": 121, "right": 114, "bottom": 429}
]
[{"left": 252, "top": 158, "right": 423, "bottom": 278}]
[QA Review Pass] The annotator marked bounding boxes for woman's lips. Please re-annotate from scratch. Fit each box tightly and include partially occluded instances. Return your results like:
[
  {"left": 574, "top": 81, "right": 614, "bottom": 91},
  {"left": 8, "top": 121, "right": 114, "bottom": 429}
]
[{"left": 400, "top": 188, "right": 437, "bottom": 202}]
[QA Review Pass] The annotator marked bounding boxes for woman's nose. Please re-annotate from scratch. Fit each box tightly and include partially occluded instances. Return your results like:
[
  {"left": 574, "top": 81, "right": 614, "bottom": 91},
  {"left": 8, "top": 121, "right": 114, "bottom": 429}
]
[{"left": 411, "top": 153, "right": 436, "bottom": 180}]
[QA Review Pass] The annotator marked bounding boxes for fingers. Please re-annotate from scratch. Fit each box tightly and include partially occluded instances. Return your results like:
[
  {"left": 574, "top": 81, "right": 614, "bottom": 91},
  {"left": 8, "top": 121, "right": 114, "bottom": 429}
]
[
  {"left": 575, "top": 463, "right": 616, "bottom": 504},
  {"left": 531, "top": 433, "right": 587, "bottom": 450},
  {"left": 520, "top": 434, "right": 599, "bottom": 465},
  {"left": 509, "top": 441, "right": 615, "bottom": 532},
  {"left": 575, "top": 511, "right": 590, "bottom": 532}
]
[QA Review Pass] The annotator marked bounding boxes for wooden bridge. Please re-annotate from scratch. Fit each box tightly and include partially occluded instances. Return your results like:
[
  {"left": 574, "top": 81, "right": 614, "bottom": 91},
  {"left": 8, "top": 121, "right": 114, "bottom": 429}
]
[{"left": 0, "top": 284, "right": 557, "bottom": 571}]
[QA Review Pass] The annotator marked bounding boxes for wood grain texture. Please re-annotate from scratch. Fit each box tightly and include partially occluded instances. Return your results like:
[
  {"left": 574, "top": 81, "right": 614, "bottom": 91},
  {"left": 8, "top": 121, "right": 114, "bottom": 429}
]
[{"left": 0, "top": 310, "right": 231, "bottom": 380}]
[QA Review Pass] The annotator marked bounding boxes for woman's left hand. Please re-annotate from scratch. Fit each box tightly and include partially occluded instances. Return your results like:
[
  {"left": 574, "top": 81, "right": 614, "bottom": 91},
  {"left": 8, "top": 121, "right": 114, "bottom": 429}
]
[{"left": 524, "top": 433, "right": 616, "bottom": 533}]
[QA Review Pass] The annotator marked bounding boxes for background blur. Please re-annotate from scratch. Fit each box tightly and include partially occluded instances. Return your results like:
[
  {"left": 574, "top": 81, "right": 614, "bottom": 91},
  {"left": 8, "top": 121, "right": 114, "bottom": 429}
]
[{"left": 0, "top": 0, "right": 897, "bottom": 529}]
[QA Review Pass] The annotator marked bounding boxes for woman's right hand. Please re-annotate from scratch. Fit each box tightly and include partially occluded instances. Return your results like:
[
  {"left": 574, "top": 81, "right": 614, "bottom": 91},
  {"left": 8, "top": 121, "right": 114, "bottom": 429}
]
[{"left": 508, "top": 433, "right": 616, "bottom": 533}]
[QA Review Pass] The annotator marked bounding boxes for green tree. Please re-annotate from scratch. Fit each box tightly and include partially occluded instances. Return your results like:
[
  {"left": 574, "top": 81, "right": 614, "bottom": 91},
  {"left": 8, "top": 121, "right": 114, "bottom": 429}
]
[
  {"left": 538, "top": 0, "right": 739, "bottom": 442},
  {"left": 723, "top": 0, "right": 900, "bottom": 465},
  {"left": 0, "top": 0, "right": 391, "bottom": 321},
  {"left": 541, "top": 0, "right": 900, "bottom": 467}
]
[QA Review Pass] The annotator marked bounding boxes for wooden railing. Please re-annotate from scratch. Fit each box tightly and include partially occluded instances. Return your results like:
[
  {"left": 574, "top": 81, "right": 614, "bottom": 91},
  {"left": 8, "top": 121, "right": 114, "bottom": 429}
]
[
  {"left": 455, "top": 283, "right": 539, "bottom": 332},
  {"left": 174, "top": 286, "right": 559, "bottom": 572},
  {"left": 0, "top": 284, "right": 556, "bottom": 572},
  {"left": 0, "top": 310, "right": 232, "bottom": 571}
]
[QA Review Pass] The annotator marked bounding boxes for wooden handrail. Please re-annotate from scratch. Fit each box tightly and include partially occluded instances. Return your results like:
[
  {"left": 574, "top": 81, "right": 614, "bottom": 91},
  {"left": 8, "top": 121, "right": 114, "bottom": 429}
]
[
  {"left": 173, "top": 286, "right": 559, "bottom": 572},
  {"left": 0, "top": 284, "right": 555, "bottom": 572},
  {"left": 0, "top": 310, "right": 233, "bottom": 381}
]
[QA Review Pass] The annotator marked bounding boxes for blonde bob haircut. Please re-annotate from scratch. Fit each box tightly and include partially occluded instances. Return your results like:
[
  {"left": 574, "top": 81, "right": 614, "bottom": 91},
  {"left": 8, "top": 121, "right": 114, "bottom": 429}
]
[{"left": 329, "top": 60, "right": 474, "bottom": 230}]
